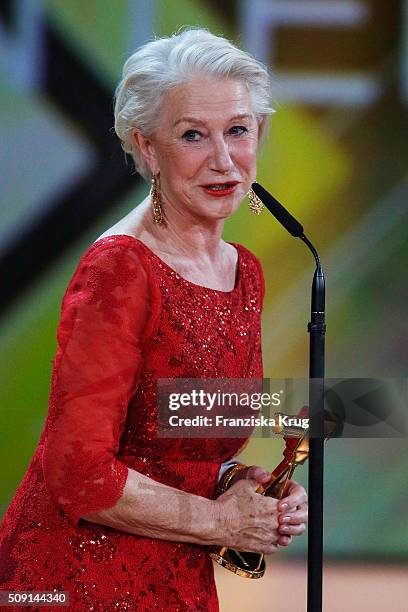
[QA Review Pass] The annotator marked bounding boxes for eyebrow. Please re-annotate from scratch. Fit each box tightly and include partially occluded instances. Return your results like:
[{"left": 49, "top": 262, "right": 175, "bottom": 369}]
[{"left": 173, "top": 113, "right": 253, "bottom": 127}]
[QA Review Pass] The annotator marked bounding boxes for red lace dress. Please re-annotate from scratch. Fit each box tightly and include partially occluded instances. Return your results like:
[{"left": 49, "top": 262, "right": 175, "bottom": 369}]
[{"left": 0, "top": 235, "right": 265, "bottom": 611}]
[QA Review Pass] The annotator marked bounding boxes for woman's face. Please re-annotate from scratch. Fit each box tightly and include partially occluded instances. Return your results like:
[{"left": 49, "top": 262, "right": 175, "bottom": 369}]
[{"left": 135, "top": 75, "right": 260, "bottom": 222}]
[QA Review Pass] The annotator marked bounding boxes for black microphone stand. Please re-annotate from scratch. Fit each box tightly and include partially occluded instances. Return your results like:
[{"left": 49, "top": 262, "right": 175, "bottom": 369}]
[
  {"left": 251, "top": 183, "right": 326, "bottom": 612},
  {"left": 301, "top": 235, "right": 326, "bottom": 612}
]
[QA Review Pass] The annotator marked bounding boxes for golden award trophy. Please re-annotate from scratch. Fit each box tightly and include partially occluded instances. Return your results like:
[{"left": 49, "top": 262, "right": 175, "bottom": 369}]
[{"left": 210, "top": 407, "right": 337, "bottom": 579}]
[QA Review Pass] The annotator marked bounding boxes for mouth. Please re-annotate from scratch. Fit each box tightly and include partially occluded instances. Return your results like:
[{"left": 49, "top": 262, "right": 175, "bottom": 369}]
[{"left": 201, "top": 181, "right": 239, "bottom": 196}]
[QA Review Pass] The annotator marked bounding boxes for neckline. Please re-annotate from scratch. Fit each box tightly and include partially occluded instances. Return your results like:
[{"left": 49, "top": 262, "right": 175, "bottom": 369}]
[{"left": 93, "top": 234, "right": 241, "bottom": 295}]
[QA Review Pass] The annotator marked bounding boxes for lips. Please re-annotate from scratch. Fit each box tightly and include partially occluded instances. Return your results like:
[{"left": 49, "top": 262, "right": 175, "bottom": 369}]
[
  {"left": 200, "top": 181, "right": 239, "bottom": 197},
  {"left": 203, "top": 181, "right": 238, "bottom": 189}
]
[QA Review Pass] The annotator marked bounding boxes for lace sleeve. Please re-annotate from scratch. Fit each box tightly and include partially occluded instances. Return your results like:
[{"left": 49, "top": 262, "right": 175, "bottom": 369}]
[{"left": 42, "top": 239, "right": 160, "bottom": 527}]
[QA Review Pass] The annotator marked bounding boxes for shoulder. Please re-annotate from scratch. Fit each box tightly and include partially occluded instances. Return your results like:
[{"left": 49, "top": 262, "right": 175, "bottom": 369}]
[
  {"left": 82, "top": 234, "right": 150, "bottom": 266},
  {"left": 64, "top": 235, "right": 160, "bottom": 309},
  {"left": 60, "top": 235, "right": 161, "bottom": 339},
  {"left": 233, "top": 242, "right": 264, "bottom": 277},
  {"left": 73, "top": 235, "right": 154, "bottom": 286},
  {"left": 233, "top": 242, "right": 266, "bottom": 305},
  {"left": 234, "top": 242, "right": 262, "bottom": 263}
]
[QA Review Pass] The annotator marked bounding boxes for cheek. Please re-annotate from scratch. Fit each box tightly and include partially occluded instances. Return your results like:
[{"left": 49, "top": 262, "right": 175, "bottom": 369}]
[
  {"left": 162, "top": 145, "right": 207, "bottom": 181},
  {"left": 233, "top": 141, "right": 258, "bottom": 172}
]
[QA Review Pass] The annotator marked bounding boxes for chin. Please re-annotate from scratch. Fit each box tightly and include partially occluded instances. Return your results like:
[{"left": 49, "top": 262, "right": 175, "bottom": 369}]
[
  {"left": 192, "top": 191, "right": 244, "bottom": 220},
  {"left": 212, "top": 201, "right": 242, "bottom": 220}
]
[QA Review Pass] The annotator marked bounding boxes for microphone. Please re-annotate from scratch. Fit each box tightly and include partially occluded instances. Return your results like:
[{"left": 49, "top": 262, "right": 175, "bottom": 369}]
[
  {"left": 251, "top": 180, "right": 327, "bottom": 611},
  {"left": 251, "top": 182, "right": 304, "bottom": 238}
]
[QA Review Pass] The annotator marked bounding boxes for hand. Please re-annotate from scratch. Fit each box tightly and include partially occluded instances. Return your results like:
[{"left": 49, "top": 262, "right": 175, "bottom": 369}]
[
  {"left": 213, "top": 475, "right": 280, "bottom": 555},
  {"left": 230, "top": 468, "right": 308, "bottom": 548},
  {"left": 276, "top": 478, "right": 308, "bottom": 547}
]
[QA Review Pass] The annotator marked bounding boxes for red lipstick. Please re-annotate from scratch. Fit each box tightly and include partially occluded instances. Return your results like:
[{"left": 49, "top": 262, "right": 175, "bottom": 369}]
[{"left": 201, "top": 181, "right": 239, "bottom": 197}]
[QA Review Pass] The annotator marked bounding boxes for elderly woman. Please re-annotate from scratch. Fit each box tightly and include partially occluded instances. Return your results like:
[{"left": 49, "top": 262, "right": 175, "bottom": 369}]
[{"left": 0, "top": 29, "right": 307, "bottom": 611}]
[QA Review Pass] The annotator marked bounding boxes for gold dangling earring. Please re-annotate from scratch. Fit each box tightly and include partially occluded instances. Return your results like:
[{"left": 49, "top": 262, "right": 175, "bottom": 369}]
[
  {"left": 151, "top": 173, "right": 164, "bottom": 225},
  {"left": 247, "top": 187, "right": 264, "bottom": 215}
]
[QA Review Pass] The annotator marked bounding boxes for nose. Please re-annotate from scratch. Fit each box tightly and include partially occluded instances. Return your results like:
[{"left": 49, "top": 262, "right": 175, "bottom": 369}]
[{"left": 208, "top": 136, "right": 233, "bottom": 173}]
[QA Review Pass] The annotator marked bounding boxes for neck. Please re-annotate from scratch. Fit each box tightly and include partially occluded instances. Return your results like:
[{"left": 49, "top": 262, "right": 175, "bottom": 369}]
[{"left": 138, "top": 195, "right": 227, "bottom": 261}]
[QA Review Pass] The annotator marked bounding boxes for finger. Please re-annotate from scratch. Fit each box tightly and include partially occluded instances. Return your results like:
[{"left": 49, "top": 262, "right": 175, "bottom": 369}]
[
  {"left": 277, "top": 534, "right": 292, "bottom": 547},
  {"left": 246, "top": 465, "right": 271, "bottom": 483},
  {"left": 281, "top": 505, "right": 297, "bottom": 514},
  {"left": 278, "top": 508, "right": 308, "bottom": 526},
  {"left": 279, "top": 523, "right": 306, "bottom": 537},
  {"left": 278, "top": 483, "right": 307, "bottom": 512},
  {"left": 281, "top": 478, "right": 306, "bottom": 494}
]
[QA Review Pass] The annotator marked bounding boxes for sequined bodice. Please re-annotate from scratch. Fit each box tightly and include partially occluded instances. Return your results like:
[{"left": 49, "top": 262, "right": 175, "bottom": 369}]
[
  {"left": 0, "top": 235, "right": 265, "bottom": 611},
  {"left": 118, "top": 236, "right": 264, "bottom": 464}
]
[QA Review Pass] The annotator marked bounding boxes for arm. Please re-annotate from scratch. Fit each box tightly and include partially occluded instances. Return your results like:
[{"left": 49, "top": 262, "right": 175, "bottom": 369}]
[
  {"left": 42, "top": 241, "right": 223, "bottom": 546},
  {"left": 81, "top": 466, "right": 283, "bottom": 555},
  {"left": 80, "top": 467, "right": 219, "bottom": 545},
  {"left": 43, "top": 240, "right": 159, "bottom": 527}
]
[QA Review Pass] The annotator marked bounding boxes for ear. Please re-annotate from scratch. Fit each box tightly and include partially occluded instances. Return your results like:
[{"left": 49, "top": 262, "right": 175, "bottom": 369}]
[{"left": 131, "top": 128, "right": 159, "bottom": 175}]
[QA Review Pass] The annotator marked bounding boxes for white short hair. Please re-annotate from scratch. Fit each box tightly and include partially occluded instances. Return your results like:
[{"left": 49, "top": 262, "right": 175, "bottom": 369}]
[{"left": 114, "top": 28, "right": 275, "bottom": 181}]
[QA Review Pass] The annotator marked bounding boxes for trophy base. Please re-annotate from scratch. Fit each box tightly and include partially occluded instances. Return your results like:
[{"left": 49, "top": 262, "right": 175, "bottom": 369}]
[{"left": 209, "top": 548, "right": 265, "bottom": 578}]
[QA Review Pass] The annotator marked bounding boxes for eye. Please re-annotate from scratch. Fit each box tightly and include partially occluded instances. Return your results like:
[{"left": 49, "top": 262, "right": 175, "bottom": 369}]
[
  {"left": 229, "top": 125, "right": 248, "bottom": 135},
  {"left": 182, "top": 129, "right": 202, "bottom": 141}
]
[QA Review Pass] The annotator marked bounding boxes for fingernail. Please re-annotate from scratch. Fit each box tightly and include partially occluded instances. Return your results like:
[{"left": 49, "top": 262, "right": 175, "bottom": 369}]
[
  {"left": 280, "top": 526, "right": 289, "bottom": 532},
  {"left": 280, "top": 503, "right": 289, "bottom": 511},
  {"left": 282, "top": 516, "right": 291, "bottom": 523}
]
